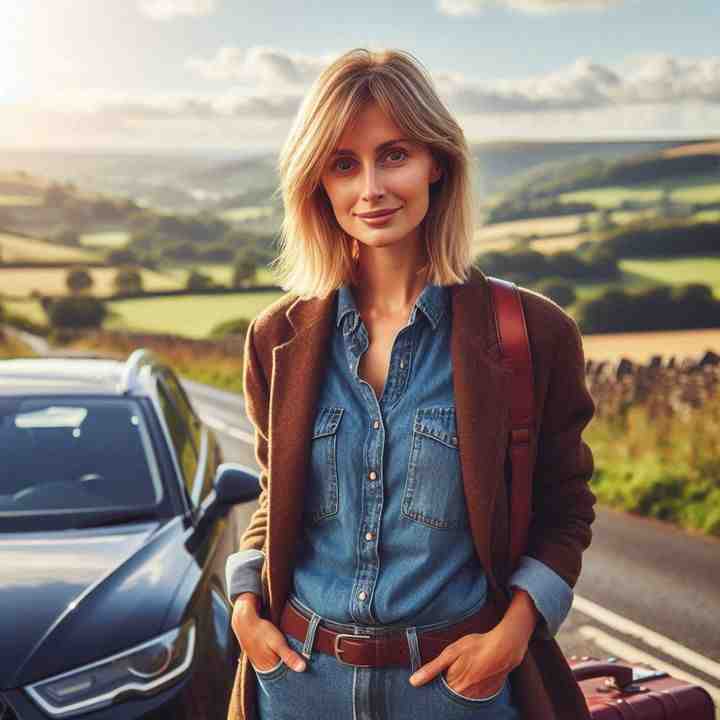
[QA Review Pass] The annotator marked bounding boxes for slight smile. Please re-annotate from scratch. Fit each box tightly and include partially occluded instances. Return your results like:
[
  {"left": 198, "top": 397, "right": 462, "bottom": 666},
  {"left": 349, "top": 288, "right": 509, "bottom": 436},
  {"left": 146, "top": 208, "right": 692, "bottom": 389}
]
[{"left": 355, "top": 207, "right": 401, "bottom": 225}]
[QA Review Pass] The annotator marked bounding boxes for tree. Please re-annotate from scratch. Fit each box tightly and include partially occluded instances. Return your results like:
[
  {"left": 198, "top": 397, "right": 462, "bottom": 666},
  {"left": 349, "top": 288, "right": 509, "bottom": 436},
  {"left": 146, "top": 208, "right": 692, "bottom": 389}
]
[
  {"left": 66, "top": 267, "right": 94, "bottom": 295},
  {"left": 113, "top": 267, "right": 143, "bottom": 295},
  {"left": 186, "top": 270, "right": 214, "bottom": 291},
  {"left": 46, "top": 296, "right": 107, "bottom": 329},
  {"left": 232, "top": 251, "right": 258, "bottom": 287},
  {"left": 534, "top": 278, "right": 577, "bottom": 308},
  {"left": 107, "top": 248, "right": 139, "bottom": 265}
]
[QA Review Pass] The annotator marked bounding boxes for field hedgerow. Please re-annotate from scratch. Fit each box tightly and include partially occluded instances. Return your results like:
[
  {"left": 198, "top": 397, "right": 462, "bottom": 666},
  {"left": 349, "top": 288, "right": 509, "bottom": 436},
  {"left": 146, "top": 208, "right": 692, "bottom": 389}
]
[{"left": 585, "top": 356, "right": 720, "bottom": 537}]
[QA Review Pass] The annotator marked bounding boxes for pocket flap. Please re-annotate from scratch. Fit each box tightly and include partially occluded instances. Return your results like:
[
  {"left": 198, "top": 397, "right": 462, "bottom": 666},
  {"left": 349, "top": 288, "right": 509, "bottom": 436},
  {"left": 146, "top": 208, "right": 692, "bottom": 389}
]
[
  {"left": 312, "top": 406, "right": 344, "bottom": 439},
  {"left": 413, "top": 406, "right": 458, "bottom": 449}
]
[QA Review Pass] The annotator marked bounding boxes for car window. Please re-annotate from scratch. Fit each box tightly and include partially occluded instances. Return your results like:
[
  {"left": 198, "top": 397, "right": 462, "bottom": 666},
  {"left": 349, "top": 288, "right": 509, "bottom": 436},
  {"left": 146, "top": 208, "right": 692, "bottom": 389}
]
[
  {"left": 156, "top": 380, "right": 198, "bottom": 506},
  {"left": 161, "top": 371, "right": 202, "bottom": 452},
  {"left": 0, "top": 397, "right": 163, "bottom": 517}
]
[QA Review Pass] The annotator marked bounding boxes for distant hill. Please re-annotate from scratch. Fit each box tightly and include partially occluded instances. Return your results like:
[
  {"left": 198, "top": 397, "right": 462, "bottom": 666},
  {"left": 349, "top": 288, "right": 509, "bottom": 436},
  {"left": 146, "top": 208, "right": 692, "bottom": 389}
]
[
  {"left": 1, "top": 139, "right": 717, "bottom": 214},
  {"left": 470, "top": 138, "right": 716, "bottom": 197}
]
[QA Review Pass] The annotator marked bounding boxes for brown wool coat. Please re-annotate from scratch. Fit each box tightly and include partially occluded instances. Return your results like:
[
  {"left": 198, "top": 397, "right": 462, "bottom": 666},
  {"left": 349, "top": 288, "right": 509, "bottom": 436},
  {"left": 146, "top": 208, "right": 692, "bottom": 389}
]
[{"left": 227, "top": 266, "right": 596, "bottom": 720}]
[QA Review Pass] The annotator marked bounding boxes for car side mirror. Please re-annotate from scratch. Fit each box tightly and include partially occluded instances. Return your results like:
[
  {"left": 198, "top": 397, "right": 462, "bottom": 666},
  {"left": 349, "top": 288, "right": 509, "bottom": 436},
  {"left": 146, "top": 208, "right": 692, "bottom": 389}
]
[{"left": 213, "top": 463, "right": 261, "bottom": 504}]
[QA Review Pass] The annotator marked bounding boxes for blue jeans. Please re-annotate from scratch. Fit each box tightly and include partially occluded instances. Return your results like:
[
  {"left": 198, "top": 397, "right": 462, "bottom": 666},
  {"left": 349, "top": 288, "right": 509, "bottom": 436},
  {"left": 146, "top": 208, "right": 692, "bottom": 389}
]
[{"left": 251, "top": 593, "right": 521, "bottom": 719}]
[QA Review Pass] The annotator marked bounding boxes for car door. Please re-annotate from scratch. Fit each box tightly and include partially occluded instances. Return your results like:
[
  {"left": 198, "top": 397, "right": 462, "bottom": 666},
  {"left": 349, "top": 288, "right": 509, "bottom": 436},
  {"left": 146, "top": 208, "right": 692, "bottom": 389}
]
[{"left": 155, "top": 370, "right": 238, "bottom": 710}]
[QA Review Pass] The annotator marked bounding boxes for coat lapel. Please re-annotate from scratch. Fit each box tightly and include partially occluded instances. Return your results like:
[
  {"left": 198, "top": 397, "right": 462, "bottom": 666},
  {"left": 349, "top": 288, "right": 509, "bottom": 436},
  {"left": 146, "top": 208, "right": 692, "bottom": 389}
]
[{"left": 265, "top": 268, "right": 513, "bottom": 624}]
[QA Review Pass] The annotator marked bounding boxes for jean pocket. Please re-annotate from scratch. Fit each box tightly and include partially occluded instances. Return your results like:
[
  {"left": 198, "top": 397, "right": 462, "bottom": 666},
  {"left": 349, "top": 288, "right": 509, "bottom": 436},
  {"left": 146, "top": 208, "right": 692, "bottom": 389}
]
[
  {"left": 436, "top": 672, "right": 509, "bottom": 707},
  {"left": 306, "top": 406, "right": 344, "bottom": 526},
  {"left": 402, "top": 406, "right": 468, "bottom": 530},
  {"left": 249, "top": 654, "right": 289, "bottom": 683}
]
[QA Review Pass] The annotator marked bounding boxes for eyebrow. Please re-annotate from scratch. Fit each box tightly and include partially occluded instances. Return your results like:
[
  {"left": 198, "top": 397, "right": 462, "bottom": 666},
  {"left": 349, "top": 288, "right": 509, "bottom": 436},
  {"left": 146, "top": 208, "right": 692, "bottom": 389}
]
[{"left": 330, "top": 138, "right": 411, "bottom": 158}]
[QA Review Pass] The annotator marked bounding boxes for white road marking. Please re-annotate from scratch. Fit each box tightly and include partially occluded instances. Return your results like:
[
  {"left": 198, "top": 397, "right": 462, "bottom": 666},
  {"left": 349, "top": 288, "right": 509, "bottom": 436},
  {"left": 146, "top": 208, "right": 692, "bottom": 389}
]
[
  {"left": 574, "top": 594, "right": 720, "bottom": 681},
  {"left": 201, "top": 413, "right": 254, "bottom": 444},
  {"left": 578, "top": 625, "right": 720, "bottom": 713}
]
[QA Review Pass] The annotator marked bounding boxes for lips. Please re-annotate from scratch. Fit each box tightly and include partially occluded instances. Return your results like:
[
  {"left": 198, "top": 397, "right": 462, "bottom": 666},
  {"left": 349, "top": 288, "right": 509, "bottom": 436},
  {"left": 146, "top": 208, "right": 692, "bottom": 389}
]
[{"left": 356, "top": 207, "right": 401, "bottom": 219}]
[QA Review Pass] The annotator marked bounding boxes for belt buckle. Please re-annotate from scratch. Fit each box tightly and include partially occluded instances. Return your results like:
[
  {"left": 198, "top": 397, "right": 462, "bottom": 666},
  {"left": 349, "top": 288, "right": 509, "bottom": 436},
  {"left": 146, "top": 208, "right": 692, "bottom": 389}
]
[{"left": 333, "top": 633, "right": 373, "bottom": 667}]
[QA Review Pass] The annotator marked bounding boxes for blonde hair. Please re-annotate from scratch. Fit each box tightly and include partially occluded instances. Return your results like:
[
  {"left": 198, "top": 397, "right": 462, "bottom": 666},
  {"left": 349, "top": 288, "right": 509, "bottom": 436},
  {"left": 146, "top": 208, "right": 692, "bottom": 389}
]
[{"left": 270, "top": 48, "right": 475, "bottom": 299}]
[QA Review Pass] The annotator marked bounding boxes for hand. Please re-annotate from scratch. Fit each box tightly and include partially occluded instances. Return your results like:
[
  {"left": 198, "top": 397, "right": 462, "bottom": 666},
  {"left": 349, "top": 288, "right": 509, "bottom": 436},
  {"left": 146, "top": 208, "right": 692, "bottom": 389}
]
[
  {"left": 408, "top": 621, "right": 528, "bottom": 699},
  {"left": 231, "top": 593, "right": 307, "bottom": 673}
]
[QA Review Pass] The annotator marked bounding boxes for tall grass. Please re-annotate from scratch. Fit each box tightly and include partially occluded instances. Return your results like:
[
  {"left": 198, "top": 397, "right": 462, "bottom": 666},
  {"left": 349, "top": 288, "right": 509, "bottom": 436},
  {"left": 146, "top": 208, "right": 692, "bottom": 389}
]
[{"left": 586, "top": 361, "right": 720, "bottom": 536}]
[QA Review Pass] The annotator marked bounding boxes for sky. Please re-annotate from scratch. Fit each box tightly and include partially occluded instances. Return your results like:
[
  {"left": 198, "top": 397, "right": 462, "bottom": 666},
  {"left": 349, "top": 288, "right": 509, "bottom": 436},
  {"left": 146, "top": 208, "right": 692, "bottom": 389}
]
[{"left": 1, "top": 0, "right": 719, "bottom": 151}]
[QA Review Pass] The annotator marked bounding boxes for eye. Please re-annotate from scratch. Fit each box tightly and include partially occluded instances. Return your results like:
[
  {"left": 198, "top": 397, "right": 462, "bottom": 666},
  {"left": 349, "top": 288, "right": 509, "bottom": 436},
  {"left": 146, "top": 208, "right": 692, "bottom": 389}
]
[
  {"left": 330, "top": 157, "right": 355, "bottom": 173},
  {"left": 384, "top": 148, "right": 408, "bottom": 162}
]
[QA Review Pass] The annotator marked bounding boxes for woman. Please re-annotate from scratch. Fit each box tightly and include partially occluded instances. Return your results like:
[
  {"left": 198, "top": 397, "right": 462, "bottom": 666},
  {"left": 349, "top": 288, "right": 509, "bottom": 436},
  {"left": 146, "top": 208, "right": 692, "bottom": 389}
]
[{"left": 226, "top": 48, "right": 596, "bottom": 720}]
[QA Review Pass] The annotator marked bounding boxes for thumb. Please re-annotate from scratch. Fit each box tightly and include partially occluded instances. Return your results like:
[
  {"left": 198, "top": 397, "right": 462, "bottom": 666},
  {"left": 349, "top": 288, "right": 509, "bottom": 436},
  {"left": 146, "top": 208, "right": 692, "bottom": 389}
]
[{"left": 270, "top": 634, "right": 307, "bottom": 672}]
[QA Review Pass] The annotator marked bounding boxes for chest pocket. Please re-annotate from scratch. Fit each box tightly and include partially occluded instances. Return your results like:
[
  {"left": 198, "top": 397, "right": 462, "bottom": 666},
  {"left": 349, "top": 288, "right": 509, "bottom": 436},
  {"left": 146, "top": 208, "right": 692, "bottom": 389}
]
[
  {"left": 402, "top": 405, "right": 469, "bottom": 530},
  {"left": 305, "top": 406, "right": 344, "bottom": 526}
]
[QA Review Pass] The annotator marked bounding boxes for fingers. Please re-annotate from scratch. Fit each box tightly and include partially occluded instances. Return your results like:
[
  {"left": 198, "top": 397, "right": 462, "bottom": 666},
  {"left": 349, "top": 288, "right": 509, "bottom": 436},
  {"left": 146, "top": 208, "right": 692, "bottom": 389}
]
[
  {"left": 409, "top": 646, "right": 459, "bottom": 687},
  {"left": 257, "top": 624, "right": 307, "bottom": 673}
]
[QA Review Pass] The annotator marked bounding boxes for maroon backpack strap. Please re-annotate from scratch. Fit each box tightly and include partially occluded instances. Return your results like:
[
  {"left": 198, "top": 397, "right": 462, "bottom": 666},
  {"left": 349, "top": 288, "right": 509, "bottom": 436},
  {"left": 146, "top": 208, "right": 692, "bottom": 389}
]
[{"left": 486, "top": 276, "right": 535, "bottom": 574}]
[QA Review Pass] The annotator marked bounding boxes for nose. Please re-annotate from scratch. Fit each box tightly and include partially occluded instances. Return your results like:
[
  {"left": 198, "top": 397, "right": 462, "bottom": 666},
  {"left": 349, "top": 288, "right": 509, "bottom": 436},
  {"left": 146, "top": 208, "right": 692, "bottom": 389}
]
[{"left": 361, "top": 164, "right": 384, "bottom": 201}]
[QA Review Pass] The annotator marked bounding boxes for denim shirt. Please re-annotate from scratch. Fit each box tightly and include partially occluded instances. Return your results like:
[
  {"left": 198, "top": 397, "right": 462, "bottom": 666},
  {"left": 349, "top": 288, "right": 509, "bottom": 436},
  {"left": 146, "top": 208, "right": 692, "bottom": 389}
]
[{"left": 227, "top": 282, "right": 574, "bottom": 635}]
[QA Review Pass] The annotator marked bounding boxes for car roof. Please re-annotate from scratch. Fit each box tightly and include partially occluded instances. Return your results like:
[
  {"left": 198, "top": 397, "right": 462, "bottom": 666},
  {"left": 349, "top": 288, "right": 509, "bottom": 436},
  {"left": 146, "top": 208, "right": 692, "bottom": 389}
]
[{"left": 0, "top": 352, "right": 162, "bottom": 397}]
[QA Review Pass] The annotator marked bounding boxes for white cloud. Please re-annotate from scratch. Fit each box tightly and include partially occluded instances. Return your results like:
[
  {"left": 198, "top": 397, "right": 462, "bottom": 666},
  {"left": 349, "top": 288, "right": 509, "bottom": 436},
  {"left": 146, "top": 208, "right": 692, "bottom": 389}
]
[
  {"left": 439, "top": 0, "right": 623, "bottom": 15},
  {"left": 439, "top": 55, "right": 720, "bottom": 113},
  {"left": 137, "top": 0, "right": 216, "bottom": 21},
  {"left": 186, "top": 46, "right": 333, "bottom": 86},
  {"left": 5, "top": 51, "right": 720, "bottom": 149}
]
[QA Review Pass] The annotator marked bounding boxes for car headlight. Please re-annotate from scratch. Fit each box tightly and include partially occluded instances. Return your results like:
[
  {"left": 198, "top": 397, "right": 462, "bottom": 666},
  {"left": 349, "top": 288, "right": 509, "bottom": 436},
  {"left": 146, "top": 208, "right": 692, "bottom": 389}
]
[{"left": 24, "top": 618, "right": 195, "bottom": 718}]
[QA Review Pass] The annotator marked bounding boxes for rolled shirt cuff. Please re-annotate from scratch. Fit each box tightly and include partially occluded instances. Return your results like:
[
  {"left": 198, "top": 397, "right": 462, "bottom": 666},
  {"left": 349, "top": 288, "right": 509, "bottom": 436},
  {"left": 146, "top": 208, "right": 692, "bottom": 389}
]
[
  {"left": 225, "top": 548, "right": 265, "bottom": 604},
  {"left": 508, "top": 555, "right": 574, "bottom": 638}
]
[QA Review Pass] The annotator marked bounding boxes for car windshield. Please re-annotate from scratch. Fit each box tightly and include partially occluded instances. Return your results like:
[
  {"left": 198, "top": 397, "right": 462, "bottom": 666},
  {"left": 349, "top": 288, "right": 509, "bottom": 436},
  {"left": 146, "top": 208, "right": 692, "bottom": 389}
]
[{"left": 0, "top": 396, "right": 163, "bottom": 525}]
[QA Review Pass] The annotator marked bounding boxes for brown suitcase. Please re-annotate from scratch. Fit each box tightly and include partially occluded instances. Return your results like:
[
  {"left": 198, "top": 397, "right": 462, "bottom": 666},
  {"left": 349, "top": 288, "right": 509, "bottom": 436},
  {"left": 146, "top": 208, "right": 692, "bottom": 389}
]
[{"left": 568, "top": 655, "right": 716, "bottom": 719}]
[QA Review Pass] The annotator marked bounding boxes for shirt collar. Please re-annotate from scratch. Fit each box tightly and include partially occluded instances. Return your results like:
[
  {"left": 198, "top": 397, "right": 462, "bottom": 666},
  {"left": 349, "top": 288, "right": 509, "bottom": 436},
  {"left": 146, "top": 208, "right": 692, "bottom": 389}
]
[{"left": 336, "top": 281, "right": 448, "bottom": 332}]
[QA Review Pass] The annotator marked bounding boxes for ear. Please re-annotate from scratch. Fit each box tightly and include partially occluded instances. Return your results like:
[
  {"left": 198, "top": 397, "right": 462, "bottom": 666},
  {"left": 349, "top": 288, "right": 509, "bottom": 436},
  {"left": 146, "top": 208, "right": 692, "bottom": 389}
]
[{"left": 429, "top": 161, "right": 443, "bottom": 185}]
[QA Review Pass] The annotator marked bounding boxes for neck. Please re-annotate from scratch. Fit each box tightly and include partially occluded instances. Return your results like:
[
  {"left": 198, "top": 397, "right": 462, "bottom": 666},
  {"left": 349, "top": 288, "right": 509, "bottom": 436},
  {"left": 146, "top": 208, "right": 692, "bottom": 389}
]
[{"left": 351, "top": 235, "right": 429, "bottom": 319}]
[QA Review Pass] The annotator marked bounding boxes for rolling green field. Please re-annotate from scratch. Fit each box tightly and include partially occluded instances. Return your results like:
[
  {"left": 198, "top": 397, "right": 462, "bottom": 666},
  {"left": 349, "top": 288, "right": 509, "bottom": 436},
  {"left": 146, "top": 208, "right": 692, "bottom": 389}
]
[
  {"left": 0, "top": 231, "right": 99, "bottom": 263},
  {"left": 79, "top": 230, "right": 130, "bottom": 249},
  {"left": 570, "top": 255, "right": 720, "bottom": 304},
  {"left": 165, "top": 264, "right": 278, "bottom": 286},
  {"left": 558, "top": 173, "right": 720, "bottom": 209},
  {"left": 0, "top": 266, "right": 183, "bottom": 298},
  {"left": 0, "top": 195, "right": 43, "bottom": 207},
  {"left": 218, "top": 205, "right": 275, "bottom": 222},
  {"left": 104, "top": 291, "right": 285, "bottom": 337}
]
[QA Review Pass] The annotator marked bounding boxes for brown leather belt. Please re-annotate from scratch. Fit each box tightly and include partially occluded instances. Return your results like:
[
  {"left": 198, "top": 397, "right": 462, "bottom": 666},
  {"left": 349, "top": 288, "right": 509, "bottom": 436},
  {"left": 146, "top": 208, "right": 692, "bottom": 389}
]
[{"left": 279, "top": 597, "right": 501, "bottom": 668}]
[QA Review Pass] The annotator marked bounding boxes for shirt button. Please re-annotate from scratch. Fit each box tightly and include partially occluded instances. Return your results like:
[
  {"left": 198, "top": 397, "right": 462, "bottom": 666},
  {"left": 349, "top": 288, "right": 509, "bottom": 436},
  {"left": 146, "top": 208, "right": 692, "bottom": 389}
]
[
  {"left": 365, "top": 532, "right": 374, "bottom": 541},
  {"left": 451, "top": 436, "right": 458, "bottom": 445},
  {"left": 358, "top": 591, "right": 367, "bottom": 601},
  {"left": 368, "top": 471, "right": 377, "bottom": 481},
  {"left": 373, "top": 420, "right": 380, "bottom": 429},
  {"left": 399, "top": 360, "right": 405, "bottom": 369}
]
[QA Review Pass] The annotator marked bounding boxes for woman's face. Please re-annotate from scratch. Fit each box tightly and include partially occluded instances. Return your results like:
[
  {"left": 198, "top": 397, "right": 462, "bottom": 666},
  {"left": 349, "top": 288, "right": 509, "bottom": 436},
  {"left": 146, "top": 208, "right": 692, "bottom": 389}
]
[{"left": 320, "top": 102, "right": 442, "bottom": 256}]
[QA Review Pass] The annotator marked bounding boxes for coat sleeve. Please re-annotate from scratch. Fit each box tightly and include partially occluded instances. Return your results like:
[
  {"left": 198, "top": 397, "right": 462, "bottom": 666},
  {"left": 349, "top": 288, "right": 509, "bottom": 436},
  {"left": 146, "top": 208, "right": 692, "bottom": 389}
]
[
  {"left": 523, "top": 316, "right": 597, "bottom": 640},
  {"left": 236, "top": 317, "right": 270, "bottom": 605}
]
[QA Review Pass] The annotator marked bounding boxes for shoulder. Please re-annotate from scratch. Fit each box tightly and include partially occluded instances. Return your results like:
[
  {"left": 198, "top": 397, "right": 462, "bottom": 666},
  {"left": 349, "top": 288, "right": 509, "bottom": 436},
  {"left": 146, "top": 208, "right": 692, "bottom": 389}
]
[
  {"left": 247, "top": 292, "right": 299, "bottom": 355},
  {"left": 514, "top": 284, "right": 585, "bottom": 371}
]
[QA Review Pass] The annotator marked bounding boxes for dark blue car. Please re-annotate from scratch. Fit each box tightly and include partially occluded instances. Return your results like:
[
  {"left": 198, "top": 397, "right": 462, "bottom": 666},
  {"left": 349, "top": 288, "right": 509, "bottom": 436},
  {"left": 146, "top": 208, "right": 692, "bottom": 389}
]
[{"left": 0, "top": 351, "right": 260, "bottom": 719}]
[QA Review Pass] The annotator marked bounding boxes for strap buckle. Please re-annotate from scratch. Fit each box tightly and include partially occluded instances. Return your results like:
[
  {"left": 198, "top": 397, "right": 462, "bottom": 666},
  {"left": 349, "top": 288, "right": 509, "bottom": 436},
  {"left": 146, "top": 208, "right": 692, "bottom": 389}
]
[{"left": 333, "top": 633, "right": 373, "bottom": 667}]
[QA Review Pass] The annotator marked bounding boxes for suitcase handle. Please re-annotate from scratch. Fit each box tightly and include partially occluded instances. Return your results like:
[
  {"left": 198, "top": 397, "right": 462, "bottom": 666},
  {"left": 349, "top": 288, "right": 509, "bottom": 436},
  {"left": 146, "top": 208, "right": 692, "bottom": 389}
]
[{"left": 570, "top": 661, "right": 634, "bottom": 689}]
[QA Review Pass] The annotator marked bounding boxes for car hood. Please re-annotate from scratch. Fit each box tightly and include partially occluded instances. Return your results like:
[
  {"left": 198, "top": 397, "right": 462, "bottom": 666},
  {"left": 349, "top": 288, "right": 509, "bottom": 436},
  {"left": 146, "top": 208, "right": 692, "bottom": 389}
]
[{"left": 0, "top": 519, "right": 193, "bottom": 689}]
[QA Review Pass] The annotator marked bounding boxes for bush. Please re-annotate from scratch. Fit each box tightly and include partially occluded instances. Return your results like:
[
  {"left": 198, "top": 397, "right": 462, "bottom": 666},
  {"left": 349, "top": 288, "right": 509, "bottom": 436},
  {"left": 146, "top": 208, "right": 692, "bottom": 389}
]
[
  {"left": 66, "top": 266, "right": 94, "bottom": 295},
  {"left": 113, "top": 267, "right": 143, "bottom": 295},
  {"left": 186, "top": 270, "right": 214, "bottom": 291},
  {"left": 46, "top": 296, "right": 107, "bottom": 329},
  {"left": 209, "top": 316, "right": 251, "bottom": 339},
  {"left": 533, "top": 277, "right": 576, "bottom": 308},
  {"left": 107, "top": 248, "right": 139, "bottom": 265}
]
